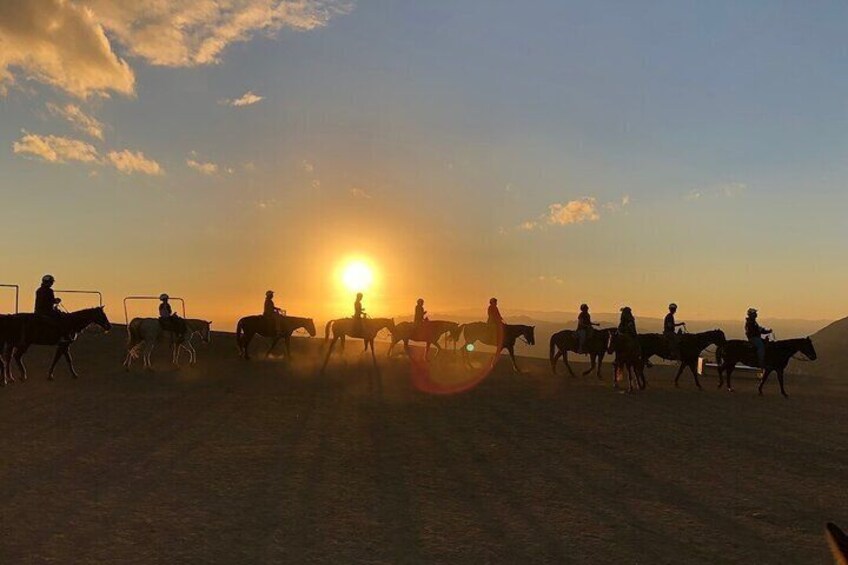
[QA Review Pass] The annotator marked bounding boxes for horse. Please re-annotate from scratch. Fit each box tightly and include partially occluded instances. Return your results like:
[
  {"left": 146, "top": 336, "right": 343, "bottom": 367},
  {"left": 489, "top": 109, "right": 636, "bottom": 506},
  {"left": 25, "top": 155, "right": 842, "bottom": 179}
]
[
  {"left": 235, "top": 315, "right": 317, "bottom": 360},
  {"left": 387, "top": 320, "right": 461, "bottom": 360},
  {"left": 0, "top": 307, "right": 112, "bottom": 384},
  {"left": 827, "top": 522, "right": 848, "bottom": 565},
  {"left": 321, "top": 317, "right": 395, "bottom": 373},
  {"left": 638, "top": 329, "right": 726, "bottom": 389},
  {"left": 715, "top": 337, "right": 816, "bottom": 397},
  {"left": 123, "top": 317, "right": 212, "bottom": 371},
  {"left": 549, "top": 327, "right": 617, "bottom": 378},
  {"left": 458, "top": 322, "right": 535, "bottom": 374},
  {"left": 607, "top": 332, "right": 645, "bottom": 392}
]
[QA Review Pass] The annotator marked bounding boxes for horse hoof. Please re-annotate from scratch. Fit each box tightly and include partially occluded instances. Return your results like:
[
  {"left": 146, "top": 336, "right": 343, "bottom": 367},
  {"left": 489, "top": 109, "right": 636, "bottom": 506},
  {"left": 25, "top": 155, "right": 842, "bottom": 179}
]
[
  {"left": 72, "top": 374, "right": 79, "bottom": 379},
  {"left": 47, "top": 375, "right": 55, "bottom": 381}
]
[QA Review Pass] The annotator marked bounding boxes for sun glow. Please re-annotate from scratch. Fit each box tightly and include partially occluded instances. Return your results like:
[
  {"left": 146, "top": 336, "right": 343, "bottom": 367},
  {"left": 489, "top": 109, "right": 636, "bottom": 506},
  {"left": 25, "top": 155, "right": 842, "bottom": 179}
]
[{"left": 340, "top": 260, "right": 375, "bottom": 293}]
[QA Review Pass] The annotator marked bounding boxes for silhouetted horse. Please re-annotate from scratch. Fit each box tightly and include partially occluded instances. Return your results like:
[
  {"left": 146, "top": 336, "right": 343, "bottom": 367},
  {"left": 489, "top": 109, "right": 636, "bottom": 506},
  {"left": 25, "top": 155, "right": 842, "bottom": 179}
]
[
  {"left": 638, "top": 329, "right": 726, "bottom": 389},
  {"left": 827, "top": 522, "right": 848, "bottom": 564},
  {"left": 715, "top": 337, "right": 816, "bottom": 397},
  {"left": 322, "top": 317, "right": 395, "bottom": 373},
  {"left": 235, "top": 315, "right": 316, "bottom": 360},
  {"left": 388, "top": 320, "right": 461, "bottom": 360},
  {"left": 607, "top": 332, "right": 645, "bottom": 392},
  {"left": 1, "top": 307, "right": 111, "bottom": 383},
  {"left": 458, "top": 322, "right": 535, "bottom": 373},
  {"left": 123, "top": 317, "right": 212, "bottom": 371},
  {"left": 549, "top": 328, "right": 617, "bottom": 378}
]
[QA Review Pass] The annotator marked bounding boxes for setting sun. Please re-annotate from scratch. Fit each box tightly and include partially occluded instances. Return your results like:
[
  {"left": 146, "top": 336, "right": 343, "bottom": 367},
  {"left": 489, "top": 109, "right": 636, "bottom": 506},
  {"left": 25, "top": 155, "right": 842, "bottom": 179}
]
[{"left": 340, "top": 260, "right": 375, "bottom": 293}]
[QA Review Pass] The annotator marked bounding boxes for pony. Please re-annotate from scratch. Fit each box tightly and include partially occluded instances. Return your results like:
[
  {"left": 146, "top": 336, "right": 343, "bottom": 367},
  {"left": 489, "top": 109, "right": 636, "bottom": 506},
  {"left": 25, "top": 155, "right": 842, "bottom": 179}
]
[
  {"left": 321, "top": 317, "right": 395, "bottom": 373},
  {"left": 549, "top": 327, "right": 617, "bottom": 378},
  {"left": 458, "top": 322, "right": 535, "bottom": 374},
  {"left": 387, "top": 320, "right": 460, "bottom": 360},
  {"left": 235, "top": 315, "right": 316, "bottom": 360},
  {"left": 123, "top": 317, "right": 212, "bottom": 371},
  {"left": 0, "top": 307, "right": 112, "bottom": 383},
  {"left": 715, "top": 337, "right": 816, "bottom": 396},
  {"left": 638, "top": 329, "right": 726, "bottom": 389}
]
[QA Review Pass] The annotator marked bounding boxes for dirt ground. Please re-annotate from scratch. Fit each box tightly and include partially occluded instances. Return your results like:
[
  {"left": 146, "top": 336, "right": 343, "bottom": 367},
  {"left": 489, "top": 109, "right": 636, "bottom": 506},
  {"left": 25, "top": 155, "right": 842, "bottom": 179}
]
[{"left": 0, "top": 329, "right": 845, "bottom": 564}]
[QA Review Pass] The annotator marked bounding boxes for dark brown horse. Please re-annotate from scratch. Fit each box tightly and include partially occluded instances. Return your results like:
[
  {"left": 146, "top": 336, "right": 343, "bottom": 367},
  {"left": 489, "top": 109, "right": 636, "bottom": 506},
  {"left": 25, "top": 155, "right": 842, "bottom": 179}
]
[
  {"left": 715, "top": 337, "right": 816, "bottom": 396},
  {"left": 387, "top": 320, "right": 461, "bottom": 360},
  {"left": 549, "top": 327, "right": 617, "bottom": 378},
  {"left": 235, "top": 315, "right": 316, "bottom": 360},
  {"left": 1, "top": 307, "right": 111, "bottom": 384},
  {"left": 638, "top": 329, "right": 726, "bottom": 389},
  {"left": 607, "top": 332, "right": 645, "bottom": 392},
  {"left": 458, "top": 322, "right": 535, "bottom": 373}
]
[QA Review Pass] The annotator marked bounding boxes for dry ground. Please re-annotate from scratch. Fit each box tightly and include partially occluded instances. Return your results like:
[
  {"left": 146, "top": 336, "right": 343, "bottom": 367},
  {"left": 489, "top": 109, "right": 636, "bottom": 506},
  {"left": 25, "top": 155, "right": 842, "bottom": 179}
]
[{"left": 0, "top": 329, "right": 846, "bottom": 564}]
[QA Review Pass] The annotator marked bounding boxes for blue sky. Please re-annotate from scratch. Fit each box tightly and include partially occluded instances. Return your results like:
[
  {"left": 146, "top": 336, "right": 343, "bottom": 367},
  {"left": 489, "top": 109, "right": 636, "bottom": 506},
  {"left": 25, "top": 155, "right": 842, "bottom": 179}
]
[{"left": 1, "top": 0, "right": 846, "bottom": 323}]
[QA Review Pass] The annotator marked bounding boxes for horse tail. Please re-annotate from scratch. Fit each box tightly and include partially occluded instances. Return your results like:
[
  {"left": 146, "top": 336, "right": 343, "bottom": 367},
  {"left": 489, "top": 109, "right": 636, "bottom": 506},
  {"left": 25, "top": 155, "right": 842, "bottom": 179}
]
[
  {"left": 324, "top": 319, "right": 334, "bottom": 343},
  {"left": 549, "top": 333, "right": 558, "bottom": 370},
  {"left": 235, "top": 318, "right": 245, "bottom": 353},
  {"left": 715, "top": 343, "right": 725, "bottom": 375}
]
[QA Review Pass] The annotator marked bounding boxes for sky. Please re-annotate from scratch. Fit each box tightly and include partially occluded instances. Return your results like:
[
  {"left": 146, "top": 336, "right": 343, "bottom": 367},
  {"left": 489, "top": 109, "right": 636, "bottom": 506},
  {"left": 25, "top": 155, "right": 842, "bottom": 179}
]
[{"left": 1, "top": 0, "right": 846, "bottom": 328}]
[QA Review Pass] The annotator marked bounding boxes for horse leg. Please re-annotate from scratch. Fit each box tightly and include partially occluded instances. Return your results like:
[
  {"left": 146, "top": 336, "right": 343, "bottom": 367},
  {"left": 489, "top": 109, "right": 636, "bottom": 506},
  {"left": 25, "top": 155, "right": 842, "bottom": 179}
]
[
  {"left": 777, "top": 369, "right": 789, "bottom": 398},
  {"left": 688, "top": 360, "right": 702, "bottom": 390},
  {"left": 370, "top": 339, "right": 378, "bottom": 370},
  {"left": 673, "top": 363, "right": 686, "bottom": 388},
  {"left": 596, "top": 353, "right": 605, "bottom": 380},
  {"left": 725, "top": 366, "right": 735, "bottom": 392},
  {"left": 285, "top": 337, "right": 292, "bottom": 361},
  {"left": 758, "top": 369, "right": 772, "bottom": 396},
  {"left": 144, "top": 341, "right": 156, "bottom": 371},
  {"left": 14, "top": 346, "right": 28, "bottom": 382},
  {"left": 64, "top": 347, "right": 80, "bottom": 378},
  {"left": 582, "top": 354, "right": 596, "bottom": 376},
  {"left": 266, "top": 337, "right": 280, "bottom": 358},
  {"left": 48, "top": 346, "right": 65, "bottom": 380},
  {"left": 507, "top": 345, "right": 521, "bottom": 374},
  {"left": 562, "top": 351, "right": 577, "bottom": 378},
  {"left": 321, "top": 337, "right": 338, "bottom": 374},
  {"left": 431, "top": 341, "right": 442, "bottom": 361}
]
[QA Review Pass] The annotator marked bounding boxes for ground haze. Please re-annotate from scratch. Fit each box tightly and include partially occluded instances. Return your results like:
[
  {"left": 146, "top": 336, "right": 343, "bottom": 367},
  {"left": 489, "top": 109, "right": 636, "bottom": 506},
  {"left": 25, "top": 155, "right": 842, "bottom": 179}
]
[{"left": 0, "top": 330, "right": 844, "bottom": 563}]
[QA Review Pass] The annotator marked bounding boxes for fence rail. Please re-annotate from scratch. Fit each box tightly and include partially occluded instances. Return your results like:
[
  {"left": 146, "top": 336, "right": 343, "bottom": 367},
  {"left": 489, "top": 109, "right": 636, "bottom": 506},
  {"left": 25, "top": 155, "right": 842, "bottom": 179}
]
[{"left": 0, "top": 284, "right": 19, "bottom": 313}]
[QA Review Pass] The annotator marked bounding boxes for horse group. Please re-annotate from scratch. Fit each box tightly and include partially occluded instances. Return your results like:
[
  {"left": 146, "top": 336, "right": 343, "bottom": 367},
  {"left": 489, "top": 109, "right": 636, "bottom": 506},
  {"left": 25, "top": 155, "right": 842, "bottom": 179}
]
[
  {"left": 549, "top": 326, "right": 817, "bottom": 396},
  {"left": 0, "top": 304, "right": 818, "bottom": 398}
]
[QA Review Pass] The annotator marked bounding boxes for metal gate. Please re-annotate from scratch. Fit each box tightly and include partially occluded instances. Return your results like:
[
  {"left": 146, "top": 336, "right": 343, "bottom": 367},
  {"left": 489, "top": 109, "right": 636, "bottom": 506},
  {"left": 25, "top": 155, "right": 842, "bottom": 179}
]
[
  {"left": 54, "top": 289, "right": 104, "bottom": 308},
  {"left": 0, "top": 284, "right": 19, "bottom": 313}
]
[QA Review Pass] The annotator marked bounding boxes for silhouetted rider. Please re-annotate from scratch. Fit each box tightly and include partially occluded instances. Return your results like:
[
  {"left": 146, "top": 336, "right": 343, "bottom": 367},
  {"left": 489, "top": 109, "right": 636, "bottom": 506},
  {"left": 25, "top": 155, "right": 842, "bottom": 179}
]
[
  {"left": 576, "top": 304, "right": 599, "bottom": 354},
  {"left": 264, "top": 290, "right": 284, "bottom": 334},
  {"left": 159, "top": 294, "right": 187, "bottom": 343},
  {"left": 487, "top": 298, "right": 503, "bottom": 325},
  {"left": 35, "top": 274, "right": 61, "bottom": 317},
  {"left": 745, "top": 308, "right": 771, "bottom": 367},
  {"left": 353, "top": 293, "right": 365, "bottom": 336},
  {"left": 664, "top": 303, "right": 686, "bottom": 358},
  {"left": 414, "top": 298, "right": 427, "bottom": 325},
  {"left": 618, "top": 306, "right": 637, "bottom": 337}
]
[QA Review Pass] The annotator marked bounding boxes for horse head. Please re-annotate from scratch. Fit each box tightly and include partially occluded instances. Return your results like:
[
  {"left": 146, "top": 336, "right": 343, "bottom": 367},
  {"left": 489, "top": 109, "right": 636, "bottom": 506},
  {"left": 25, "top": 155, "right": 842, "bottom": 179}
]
[
  {"left": 449, "top": 322, "right": 462, "bottom": 342},
  {"left": 709, "top": 329, "right": 727, "bottom": 346},
  {"left": 523, "top": 325, "right": 535, "bottom": 346},
  {"left": 800, "top": 337, "right": 817, "bottom": 361},
  {"left": 93, "top": 306, "right": 112, "bottom": 332},
  {"left": 305, "top": 318, "right": 317, "bottom": 337}
]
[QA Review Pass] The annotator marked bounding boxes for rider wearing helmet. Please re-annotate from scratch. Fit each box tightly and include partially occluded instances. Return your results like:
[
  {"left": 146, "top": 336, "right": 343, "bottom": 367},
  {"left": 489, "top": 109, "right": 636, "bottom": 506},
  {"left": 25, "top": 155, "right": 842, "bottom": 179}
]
[
  {"left": 35, "top": 274, "right": 61, "bottom": 317},
  {"left": 664, "top": 303, "right": 686, "bottom": 358},
  {"left": 159, "top": 293, "right": 187, "bottom": 343},
  {"left": 414, "top": 298, "right": 427, "bottom": 326},
  {"left": 576, "top": 304, "right": 600, "bottom": 354},
  {"left": 353, "top": 293, "right": 365, "bottom": 336},
  {"left": 487, "top": 298, "right": 503, "bottom": 325},
  {"left": 264, "top": 290, "right": 284, "bottom": 334},
  {"left": 745, "top": 308, "right": 771, "bottom": 367},
  {"left": 618, "top": 306, "right": 637, "bottom": 337}
]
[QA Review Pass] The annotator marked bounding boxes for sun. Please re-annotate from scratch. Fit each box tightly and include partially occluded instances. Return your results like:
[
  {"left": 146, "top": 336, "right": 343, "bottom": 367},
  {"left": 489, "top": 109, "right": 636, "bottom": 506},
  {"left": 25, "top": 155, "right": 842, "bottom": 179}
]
[{"left": 340, "top": 260, "right": 374, "bottom": 293}]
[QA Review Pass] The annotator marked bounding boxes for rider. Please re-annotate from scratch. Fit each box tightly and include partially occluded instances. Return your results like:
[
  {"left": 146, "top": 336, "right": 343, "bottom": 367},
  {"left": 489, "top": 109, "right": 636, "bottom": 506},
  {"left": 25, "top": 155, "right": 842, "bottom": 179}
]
[
  {"left": 353, "top": 292, "right": 366, "bottom": 335},
  {"left": 487, "top": 297, "right": 504, "bottom": 343},
  {"left": 35, "top": 274, "right": 69, "bottom": 340},
  {"left": 576, "top": 304, "right": 599, "bottom": 354},
  {"left": 745, "top": 308, "right": 772, "bottom": 367},
  {"left": 159, "top": 294, "right": 187, "bottom": 343},
  {"left": 618, "top": 306, "right": 637, "bottom": 337},
  {"left": 264, "top": 290, "right": 284, "bottom": 334},
  {"left": 414, "top": 298, "right": 428, "bottom": 325},
  {"left": 664, "top": 303, "right": 686, "bottom": 358}
]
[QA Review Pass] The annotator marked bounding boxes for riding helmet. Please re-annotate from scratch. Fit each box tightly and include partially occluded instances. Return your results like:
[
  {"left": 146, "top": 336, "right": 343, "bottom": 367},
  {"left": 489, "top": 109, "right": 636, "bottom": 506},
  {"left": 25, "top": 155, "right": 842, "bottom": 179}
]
[
  {"left": 669, "top": 303, "right": 678, "bottom": 310},
  {"left": 490, "top": 297, "right": 497, "bottom": 304},
  {"left": 159, "top": 293, "right": 169, "bottom": 301},
  {"left": 42, "top": 274, "right": 55, "bottom": 283},
  {"left": 417, "top": 298, "right": 424, "bottom": 305},
  {"left": 747, "top": 307, "right": 757, "bottom": 316},
  {"left": 266, "top": 290, "right": 274, "bottom": 297},
  {"left": 580, "top": 304, "right": 588, "bottom": 311}
]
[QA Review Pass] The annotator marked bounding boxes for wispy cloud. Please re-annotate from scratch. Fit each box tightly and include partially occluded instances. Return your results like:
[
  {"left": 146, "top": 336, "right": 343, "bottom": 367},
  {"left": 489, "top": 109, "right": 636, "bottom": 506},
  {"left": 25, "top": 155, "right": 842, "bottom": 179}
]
[
  {"left": 684, "top": 182, "right": 746, "bottom": 201},
  {"left": 221, "top": 90, "right": 264, "bottom": 107},
  {"left": 108, "top": 149, "right": 163, "bottom": 175},
  {"left": 603, "top": 194, "right": 631, "bottom": 213},
  {"left": 46, "top": 103, "right": 105, "bottom": 139},
  {"left": 12, "top": 131, "right": 100, "bottom": 164},
  {"left": 520, "top": 197, "right": 600, "bottom": 230},
  {"left": 186, "top": 158, "right": 219, "bottom": 175},
  {"left": 349, "top": 187, "right": 372, "bottom": 199}
]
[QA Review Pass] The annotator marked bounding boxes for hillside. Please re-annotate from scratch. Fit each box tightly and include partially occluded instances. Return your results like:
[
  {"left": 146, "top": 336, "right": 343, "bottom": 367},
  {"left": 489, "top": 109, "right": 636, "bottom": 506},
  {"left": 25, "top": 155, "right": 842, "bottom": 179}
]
[{"left": 789, "top": 315, "right": 848, "bottom": 377}]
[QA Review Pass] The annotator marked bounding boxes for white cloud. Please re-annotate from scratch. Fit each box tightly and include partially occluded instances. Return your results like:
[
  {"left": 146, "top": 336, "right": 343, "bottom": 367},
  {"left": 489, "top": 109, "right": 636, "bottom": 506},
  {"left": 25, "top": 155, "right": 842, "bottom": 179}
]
[
  {"left": 519, "top": 197, "right": 601, "bottom": 231},
  {"left": 349, "top": 187, "right": 372, "bottom": 199},
  {"left": 46, "top": 102, "right": 105, "bottom": 139},
  {"left": 222, "top": 90, "right": 264, "bottom": 107},
  {"left": 0, "top": 0, "right": 351, "bottom": 98},
  {"left": 12, "top": 131, "right": 100, "bottom": 164},
  {"left": 108, "top": 149, "right": 163, "bottom": 175},
  {"left": 187, "top": 158, "right": 219, "bottom": 175},
  {"left": 81, "top": 0, "right": 354, "bottom": 67}
]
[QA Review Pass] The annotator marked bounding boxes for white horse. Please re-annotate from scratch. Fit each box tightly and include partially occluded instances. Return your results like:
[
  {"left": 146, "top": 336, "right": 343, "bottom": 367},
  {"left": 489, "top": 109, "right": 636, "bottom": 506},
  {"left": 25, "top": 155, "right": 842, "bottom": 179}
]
[{"left": 124, "top": 318, "right": 212, "bottom": 371}]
